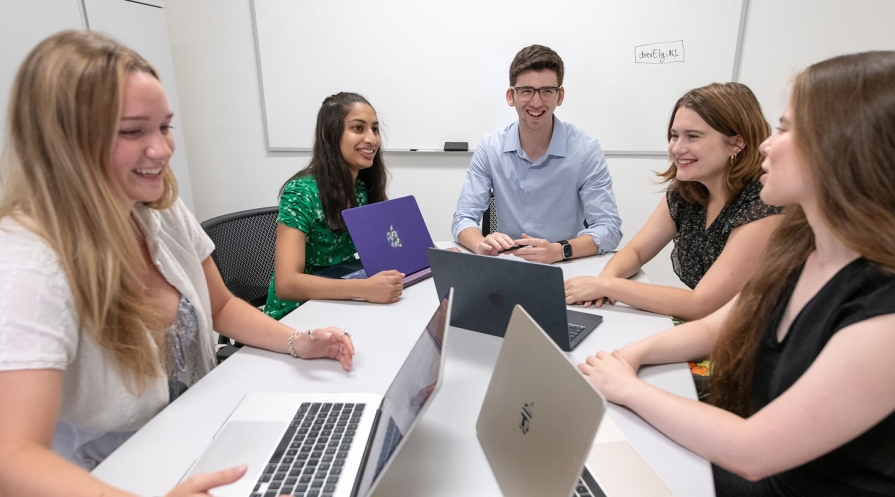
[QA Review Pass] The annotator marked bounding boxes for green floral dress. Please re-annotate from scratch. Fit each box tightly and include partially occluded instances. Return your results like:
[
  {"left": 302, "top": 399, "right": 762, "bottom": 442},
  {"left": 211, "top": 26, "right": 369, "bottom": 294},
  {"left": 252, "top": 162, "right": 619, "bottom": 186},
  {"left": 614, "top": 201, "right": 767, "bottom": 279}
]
[{"left": 264, "top": 175, "right": 368, "bottom": 320}]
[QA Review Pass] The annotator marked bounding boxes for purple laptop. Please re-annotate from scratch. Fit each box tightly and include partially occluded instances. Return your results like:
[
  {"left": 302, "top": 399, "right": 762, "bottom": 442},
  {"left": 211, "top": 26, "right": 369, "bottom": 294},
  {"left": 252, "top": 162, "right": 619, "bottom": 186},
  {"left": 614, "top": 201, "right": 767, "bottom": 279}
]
[{"left": 339, "top": 195, "right": 435, "bottom": 286}]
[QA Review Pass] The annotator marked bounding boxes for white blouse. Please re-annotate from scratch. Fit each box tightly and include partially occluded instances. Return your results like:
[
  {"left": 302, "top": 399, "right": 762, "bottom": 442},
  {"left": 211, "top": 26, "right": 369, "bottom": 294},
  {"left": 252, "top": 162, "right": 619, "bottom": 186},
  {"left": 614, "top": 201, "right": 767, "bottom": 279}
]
[{"left": 0, "top": 199, "right": 217, "bottom": 469}]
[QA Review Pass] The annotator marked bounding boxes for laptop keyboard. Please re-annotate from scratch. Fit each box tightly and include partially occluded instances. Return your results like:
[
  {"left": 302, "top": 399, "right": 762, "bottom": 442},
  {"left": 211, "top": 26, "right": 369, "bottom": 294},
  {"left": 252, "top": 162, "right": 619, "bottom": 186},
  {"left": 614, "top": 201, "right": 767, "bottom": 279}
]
[
  {"left": 340, "top": 269, "right": 367, "bottom": 280},
  {"left": 571, "top": 468, "right": 606, "bottom": 497},
  {"left": 252, "top": 402, "right": 364, "bottom": 497},
  {"left": 568, "top": 323, "right": 586, "bottom": 340}
]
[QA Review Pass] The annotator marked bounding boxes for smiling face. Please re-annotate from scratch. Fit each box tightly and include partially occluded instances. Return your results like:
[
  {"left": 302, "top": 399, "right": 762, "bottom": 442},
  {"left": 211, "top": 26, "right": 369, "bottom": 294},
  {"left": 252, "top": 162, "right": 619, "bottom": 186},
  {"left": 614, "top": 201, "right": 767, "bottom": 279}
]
[
  {"left": 339, "top": 103, "right": 380, "bottom": 179},
  {"left": 668, "top": 106, "right": 743, "bottom": 188},
  {"left": 110, "top": 71, "right": 174, "bottom": 209},
  {"left": 758, "top": 106, "right": 811, "bottom": 207},
  {"left": 506, "top": 69, "right": 564, "bottom": 135}
]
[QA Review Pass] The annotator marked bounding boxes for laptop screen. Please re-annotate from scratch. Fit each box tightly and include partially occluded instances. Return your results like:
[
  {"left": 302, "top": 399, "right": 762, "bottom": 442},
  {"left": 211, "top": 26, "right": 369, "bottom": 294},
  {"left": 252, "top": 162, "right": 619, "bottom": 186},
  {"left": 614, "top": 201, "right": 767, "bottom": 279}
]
[{"left": 354, "top": 294, "right": 449, "bottom": 496}]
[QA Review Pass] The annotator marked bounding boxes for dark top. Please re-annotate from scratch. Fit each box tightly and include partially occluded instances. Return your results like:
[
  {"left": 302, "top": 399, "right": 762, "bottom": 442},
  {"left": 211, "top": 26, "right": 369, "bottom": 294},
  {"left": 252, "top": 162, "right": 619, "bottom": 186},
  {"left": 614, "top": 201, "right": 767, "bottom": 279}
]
[
  {"left": 668, "top": 181, "right": 783, "bottom": 289},
  {"left": 753, "top": 258, "right": 895, "bottom": 496}
]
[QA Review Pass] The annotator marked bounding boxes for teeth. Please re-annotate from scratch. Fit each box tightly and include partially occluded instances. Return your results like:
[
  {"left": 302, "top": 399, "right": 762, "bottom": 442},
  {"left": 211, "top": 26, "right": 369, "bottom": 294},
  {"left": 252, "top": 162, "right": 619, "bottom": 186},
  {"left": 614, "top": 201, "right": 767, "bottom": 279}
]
[
  {"left": 678, "top": 159, "right": 695, "bottom": 165},
  {"left": 358, "top": 149, "right": 374, "bottom": 154},
  {"left": 135, "top": 168, "right": 161, "bottom": 176}
]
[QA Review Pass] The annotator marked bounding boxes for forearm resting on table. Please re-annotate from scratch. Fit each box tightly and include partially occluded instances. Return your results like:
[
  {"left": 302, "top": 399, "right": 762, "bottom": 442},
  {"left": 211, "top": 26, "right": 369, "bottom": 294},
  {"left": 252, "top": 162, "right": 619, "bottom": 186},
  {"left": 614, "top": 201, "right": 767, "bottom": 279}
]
[
  {"left": 457, "top": 226, "right": 485, "bottom": 252},
  {"left": 212, "top": 293, "right": 293, "bottom": 353},
  {"left": 604, "top": 278, "right": 721, "bottom": 322},
  {"left": 598, "top": 247, "right": 645, "bottom": 279},
  {"left": 274, "top": 270, "right": 368, "bottom": 302},
  {"left": 620, "top": 318, "right": 715, "bottom": 368},
  {"left": 0, "top": 444, "right": 135, "bottom": 497}
]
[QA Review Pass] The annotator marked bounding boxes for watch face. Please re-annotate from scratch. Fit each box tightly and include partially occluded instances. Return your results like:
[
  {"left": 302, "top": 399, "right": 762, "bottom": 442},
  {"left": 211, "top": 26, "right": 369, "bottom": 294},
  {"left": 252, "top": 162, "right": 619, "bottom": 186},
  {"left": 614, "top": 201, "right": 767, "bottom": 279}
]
[{"left": 562, "top": 243, "right": 572, "bottom": 259}]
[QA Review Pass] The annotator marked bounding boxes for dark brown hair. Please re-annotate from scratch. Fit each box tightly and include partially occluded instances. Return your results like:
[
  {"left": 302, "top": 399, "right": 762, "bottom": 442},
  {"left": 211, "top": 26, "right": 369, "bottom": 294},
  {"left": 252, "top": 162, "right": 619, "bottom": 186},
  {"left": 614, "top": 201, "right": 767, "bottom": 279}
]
[
  {"left": 657, "top": 83, "right": 770, "bottom": 205},
  {"left": 710, "top": 51, "right": 895, "bottom": 417},
  {"left": 281, "top": 92, "right": 388, "bottom": 232},
  {"left": 509, "top": 45, "right": 564, "bottom": 86}
]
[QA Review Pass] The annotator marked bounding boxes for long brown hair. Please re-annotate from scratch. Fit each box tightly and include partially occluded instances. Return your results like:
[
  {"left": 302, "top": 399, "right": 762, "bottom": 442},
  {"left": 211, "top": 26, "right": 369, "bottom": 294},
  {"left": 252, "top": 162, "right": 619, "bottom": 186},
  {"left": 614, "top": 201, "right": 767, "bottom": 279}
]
[
  {"left": 0, "top": 31, "right": 177, "bottom": 392},
  {"left": 282, "top": 92, "right": 388, "bottom": 233},
  {"left": 657, "top": 83, "right": 770, "bottom": 205},
  {"left": 710, "top": 51, "right": 895, "bottom": 417}
]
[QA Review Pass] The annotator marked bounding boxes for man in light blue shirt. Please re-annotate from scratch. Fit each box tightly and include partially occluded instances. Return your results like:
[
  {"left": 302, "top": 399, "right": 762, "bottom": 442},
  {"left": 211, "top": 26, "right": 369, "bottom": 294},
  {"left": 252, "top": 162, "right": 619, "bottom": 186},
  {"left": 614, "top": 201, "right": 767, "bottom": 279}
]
[{"left": 452, "top": 45, "right": 622, "bottom": 263}]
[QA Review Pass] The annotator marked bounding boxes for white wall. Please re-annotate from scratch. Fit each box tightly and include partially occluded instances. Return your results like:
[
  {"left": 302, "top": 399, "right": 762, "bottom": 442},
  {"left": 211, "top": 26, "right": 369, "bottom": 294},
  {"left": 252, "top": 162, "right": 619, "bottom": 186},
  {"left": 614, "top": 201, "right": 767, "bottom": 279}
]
[
  {"left": 168, "top": 0, "right": 895, "bottom": 290},
  {"left": 164, "top": 0, "right": 679, "bottom": 288}
]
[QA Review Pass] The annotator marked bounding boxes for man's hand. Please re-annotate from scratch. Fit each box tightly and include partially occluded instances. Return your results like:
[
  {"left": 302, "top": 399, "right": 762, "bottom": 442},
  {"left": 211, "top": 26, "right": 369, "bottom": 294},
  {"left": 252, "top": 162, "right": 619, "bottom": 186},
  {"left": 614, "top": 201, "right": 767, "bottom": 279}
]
[
  {"left": 510, "top": 233, "right": 563, "bottom": 263},
  {"left": 475, "top": 232, "right": 518, "bottom": 256}
]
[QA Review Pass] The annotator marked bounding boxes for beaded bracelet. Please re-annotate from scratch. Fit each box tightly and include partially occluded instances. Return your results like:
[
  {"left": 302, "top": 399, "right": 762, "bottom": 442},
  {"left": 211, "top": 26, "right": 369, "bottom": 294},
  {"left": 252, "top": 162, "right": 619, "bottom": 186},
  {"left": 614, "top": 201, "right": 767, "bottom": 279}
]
[{"left": 288, "top": 329, "right": 310, "bottom": 358}]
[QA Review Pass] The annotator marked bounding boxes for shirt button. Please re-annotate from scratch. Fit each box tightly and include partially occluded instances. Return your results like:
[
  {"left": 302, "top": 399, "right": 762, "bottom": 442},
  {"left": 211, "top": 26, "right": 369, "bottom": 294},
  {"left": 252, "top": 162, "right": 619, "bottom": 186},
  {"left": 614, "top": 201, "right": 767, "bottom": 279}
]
[
  {"left": 525, "top": 192, "right": 531, "bottom": 197},
  {"left": 526, "top": 215, "right": 531, "bottom": 220}
]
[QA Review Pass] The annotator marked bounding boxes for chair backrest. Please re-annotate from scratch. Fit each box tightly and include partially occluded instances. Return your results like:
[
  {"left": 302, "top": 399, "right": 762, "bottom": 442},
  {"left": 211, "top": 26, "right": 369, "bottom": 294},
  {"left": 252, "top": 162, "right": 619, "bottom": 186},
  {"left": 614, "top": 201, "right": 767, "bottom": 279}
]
[
  {"left": 481, "top": 189, "right": 497, "bottom": 236},
  {"left": 201, "top": 206, "right": 279, "bottom": 308}
]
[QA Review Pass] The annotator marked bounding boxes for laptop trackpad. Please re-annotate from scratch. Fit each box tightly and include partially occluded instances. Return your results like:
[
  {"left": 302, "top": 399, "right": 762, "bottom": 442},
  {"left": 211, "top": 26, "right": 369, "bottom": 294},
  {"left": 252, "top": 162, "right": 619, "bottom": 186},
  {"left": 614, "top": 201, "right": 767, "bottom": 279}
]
[
  {"left": 586, "top": 441, "right": 673, "bottom": 497},
  {"left": 187, "top": 421, "right": 285, "bottom": 495}
]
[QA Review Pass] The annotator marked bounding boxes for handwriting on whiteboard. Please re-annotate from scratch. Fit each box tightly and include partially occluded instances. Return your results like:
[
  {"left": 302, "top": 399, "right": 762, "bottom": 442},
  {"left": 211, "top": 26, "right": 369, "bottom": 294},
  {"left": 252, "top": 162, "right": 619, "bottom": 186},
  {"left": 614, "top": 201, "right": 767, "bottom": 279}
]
[{"left": 634, "top": 41, "right": 685, "bottom": 64}]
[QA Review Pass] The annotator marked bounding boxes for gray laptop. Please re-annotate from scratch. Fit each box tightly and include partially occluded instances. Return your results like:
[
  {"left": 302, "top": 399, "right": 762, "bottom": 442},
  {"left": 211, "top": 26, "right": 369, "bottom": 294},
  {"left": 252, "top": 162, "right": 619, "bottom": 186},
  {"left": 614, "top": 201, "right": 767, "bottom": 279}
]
[
  {"left": 476, "top": 305, "right": 674, "bottom": 497},
  {"left": 184, "top": 290, "right": 453, "bottom": 497},
  {"left": 427, "top": 248, "right": 602, "bottom": 351}
]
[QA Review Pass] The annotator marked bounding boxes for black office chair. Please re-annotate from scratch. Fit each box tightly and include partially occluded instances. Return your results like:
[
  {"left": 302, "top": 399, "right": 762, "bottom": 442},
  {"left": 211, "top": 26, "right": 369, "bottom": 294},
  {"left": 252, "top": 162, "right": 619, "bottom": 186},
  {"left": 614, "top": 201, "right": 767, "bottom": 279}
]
[
  {"left": 201, "top": 206, "right": 279, "bottom": 362},
  {"left": 481, "top": 189, "right": 497, "bottom": 236}
]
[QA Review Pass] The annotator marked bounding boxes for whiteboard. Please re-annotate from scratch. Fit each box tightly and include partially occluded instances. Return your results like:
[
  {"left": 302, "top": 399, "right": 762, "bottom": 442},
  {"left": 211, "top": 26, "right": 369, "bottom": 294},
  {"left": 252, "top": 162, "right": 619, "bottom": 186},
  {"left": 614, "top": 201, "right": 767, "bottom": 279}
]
[{"left": 252, "top": 0, "right": 745, "bottom": 153}]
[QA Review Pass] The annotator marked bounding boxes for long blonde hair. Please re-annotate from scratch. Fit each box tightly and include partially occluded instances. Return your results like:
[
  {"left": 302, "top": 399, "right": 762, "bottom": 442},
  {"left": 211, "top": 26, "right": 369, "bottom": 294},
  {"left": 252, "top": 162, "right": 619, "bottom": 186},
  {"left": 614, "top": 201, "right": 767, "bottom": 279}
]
[
  {"left": 710, "top": 51, "right": 895, "bottom": 416},
  {"left": 0, "top": 31, "right": 178, "bottom": 392}
]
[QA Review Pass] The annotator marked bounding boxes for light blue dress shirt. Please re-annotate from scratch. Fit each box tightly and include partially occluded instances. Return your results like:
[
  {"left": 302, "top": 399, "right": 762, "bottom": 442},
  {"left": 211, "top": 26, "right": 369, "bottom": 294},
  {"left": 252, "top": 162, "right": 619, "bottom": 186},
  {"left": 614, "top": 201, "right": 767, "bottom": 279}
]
[{"left": 451, "top": 116, "right": 622, "bottom": 254}]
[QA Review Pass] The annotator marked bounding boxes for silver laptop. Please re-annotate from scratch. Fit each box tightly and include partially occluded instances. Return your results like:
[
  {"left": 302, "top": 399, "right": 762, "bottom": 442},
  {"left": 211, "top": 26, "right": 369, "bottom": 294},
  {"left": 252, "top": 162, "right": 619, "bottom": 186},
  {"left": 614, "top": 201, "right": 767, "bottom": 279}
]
[
  {"left": 476, "top": 305, "right": 673, "bottom": 497},
  {"left": 185, "top": 290, "right": 453, "bottom": 497}
]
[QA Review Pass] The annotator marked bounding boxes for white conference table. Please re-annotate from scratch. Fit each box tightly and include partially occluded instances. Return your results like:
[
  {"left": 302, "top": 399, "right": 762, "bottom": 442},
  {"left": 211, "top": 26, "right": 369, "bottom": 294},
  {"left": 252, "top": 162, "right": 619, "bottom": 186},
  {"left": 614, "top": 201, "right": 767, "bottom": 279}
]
[{"left": 93, "top": 245, "right": 714, "bottom": 497}]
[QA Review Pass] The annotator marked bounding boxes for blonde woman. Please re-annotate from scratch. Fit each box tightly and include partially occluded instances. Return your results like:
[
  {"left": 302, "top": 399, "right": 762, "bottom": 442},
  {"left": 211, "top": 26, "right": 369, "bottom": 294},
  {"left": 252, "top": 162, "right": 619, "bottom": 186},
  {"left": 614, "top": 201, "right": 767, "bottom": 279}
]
[
  {"left": 580, "top": 52, "right": 895, "bottom": 496},
  {"left": 0, "top": 31, "right": 354, "bottom": 495}
]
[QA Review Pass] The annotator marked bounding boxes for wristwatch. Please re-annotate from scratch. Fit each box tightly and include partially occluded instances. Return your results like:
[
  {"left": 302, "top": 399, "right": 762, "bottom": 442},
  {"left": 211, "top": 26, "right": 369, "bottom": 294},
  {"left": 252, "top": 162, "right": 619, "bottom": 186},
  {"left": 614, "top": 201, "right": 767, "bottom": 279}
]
[{"left": 557, "top": 240, "right": 572, "bottom": 261}]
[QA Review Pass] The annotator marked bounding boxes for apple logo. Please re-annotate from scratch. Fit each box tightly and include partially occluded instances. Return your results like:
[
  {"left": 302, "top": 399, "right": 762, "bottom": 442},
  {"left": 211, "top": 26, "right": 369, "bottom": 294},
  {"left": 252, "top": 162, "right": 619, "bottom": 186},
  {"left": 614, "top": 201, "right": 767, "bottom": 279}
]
[{"left": 488, "top": 290, "right": 505, "bottom": 307}]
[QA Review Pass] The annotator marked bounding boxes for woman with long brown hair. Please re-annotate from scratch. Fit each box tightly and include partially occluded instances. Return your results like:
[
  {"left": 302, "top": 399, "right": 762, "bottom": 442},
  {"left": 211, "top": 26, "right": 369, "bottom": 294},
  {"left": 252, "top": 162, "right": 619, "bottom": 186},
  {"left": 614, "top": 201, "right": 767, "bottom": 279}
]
[
  {"left": 579, "top": 51, "right": 895, "bottom": 496},
  {"left": 0, "top": 31, "right": 353, "bottom": 495},
  {"left": 564, "top": 83, "right": 782, "bottom": 322}
]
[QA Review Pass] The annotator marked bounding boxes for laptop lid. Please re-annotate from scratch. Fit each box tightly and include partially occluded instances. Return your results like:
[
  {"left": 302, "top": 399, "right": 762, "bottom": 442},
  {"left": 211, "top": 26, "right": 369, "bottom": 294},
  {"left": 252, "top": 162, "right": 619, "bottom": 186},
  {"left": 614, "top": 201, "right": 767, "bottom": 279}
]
[
  {"left": 185, "top": 290, "right": 453, "bottom": 497},
  {"left": 354, "top": 288, "right": 452, "bottom": 496},
  {"left": 342, "top": 196, "right": 435, "bottom": 277},
  {"left": 427, "top": 248, "right": 601, "bottom": 350},
  {"left": 476, "top": 305, "right": 605, "bottom": 497}
]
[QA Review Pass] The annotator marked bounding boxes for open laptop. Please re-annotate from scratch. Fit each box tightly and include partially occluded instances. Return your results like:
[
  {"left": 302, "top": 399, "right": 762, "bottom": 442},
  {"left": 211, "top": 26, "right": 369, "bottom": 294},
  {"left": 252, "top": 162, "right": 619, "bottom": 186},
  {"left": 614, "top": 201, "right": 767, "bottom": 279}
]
[
  {"left": 427, "top": 248, "right": 601, "bottom": 351},
  {"left": 316, "top": 196, "right": 434, "bottom": 286},
  {"left": 476, "top": 305, "right": 674, "bottom": 497},
  {"left": 184, "top": 289, "right": 453, "bottom": 497}
]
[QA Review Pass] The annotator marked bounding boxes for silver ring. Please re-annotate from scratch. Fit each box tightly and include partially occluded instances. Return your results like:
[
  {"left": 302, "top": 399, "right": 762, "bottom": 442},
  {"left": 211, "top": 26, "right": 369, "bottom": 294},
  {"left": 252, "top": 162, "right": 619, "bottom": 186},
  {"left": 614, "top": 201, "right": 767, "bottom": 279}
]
[
  {"left": 308, "top": 329, "right": 315, "bottom": 339},
  {"left": 340, "top": 331, "right": 350, "bottom": 338}
]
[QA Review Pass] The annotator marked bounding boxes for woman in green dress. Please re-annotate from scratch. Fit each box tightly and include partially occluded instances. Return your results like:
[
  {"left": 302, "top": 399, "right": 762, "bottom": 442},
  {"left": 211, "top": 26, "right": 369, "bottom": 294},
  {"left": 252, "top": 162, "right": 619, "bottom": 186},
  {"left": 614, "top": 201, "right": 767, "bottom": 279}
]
[{"left": 265, "top": 92, "right": 404, "bottom": 320}]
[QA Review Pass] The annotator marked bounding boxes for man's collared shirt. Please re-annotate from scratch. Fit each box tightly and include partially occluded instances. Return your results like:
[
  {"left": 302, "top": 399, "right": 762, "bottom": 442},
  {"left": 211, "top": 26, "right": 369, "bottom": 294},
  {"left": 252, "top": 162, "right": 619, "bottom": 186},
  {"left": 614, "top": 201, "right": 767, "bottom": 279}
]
[{"left": 452, "top": 116, "right": 622, "bottom": 254}]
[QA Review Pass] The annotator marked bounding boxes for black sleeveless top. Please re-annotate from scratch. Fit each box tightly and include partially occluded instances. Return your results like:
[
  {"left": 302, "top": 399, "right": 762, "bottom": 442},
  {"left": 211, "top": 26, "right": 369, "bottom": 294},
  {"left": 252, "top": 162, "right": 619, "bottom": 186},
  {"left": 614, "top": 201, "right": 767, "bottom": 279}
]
[
  {"left": 668, "top": 181, "right": 783, "bottom": 289},
  {"left": 753, "top": 258, "right": 895, "bottom": 496}
]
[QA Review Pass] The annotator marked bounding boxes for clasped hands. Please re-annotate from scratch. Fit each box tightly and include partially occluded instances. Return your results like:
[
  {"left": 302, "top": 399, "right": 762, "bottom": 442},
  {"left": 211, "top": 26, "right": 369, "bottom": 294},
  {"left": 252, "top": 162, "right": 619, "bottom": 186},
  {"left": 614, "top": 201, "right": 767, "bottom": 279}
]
[{"left": 476, "top": 232, "right": 562, "bottom": 264}]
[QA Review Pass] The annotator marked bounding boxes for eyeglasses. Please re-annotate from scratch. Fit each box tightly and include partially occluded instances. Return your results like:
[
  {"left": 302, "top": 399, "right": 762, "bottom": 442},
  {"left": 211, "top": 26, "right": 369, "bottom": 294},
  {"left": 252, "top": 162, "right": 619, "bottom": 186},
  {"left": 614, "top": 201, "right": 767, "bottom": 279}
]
[{"left": 511, "top": 86, "right": 562, "bottom": 101}]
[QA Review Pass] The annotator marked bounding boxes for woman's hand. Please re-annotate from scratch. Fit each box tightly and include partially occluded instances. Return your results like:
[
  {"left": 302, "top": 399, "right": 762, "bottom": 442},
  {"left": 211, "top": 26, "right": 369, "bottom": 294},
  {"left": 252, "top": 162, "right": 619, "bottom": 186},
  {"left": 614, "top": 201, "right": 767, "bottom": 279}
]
[
  {"left": 578, "top": 350, "right": 639, "bottom": 405},
  {"left": 361, "top": 270, "right": 404, "bottom": 303},
  {"left": 293, "top": 326, "right": 355, "bottom": 371},
  {"left": 165, "top": 464, "right": 247, "bottom": 496},
  {"left": 564, "top": 276, "right": 613, "bottom": 307}
]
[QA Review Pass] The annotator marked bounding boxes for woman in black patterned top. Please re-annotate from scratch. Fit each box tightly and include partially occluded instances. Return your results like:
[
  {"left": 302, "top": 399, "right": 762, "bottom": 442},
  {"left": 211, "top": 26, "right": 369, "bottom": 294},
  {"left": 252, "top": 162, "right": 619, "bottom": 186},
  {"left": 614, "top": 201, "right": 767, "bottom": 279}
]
[{"left": 565, "top": 83, "right": 783, "bottom": 321}]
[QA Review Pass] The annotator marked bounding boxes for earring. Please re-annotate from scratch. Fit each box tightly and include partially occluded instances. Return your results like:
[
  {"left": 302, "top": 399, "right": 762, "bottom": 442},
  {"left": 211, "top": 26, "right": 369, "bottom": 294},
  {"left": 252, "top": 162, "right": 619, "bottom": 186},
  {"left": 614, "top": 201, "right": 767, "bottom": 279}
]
[{"left": 729, "top": 153, "right": 738, "bottom": 166}]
